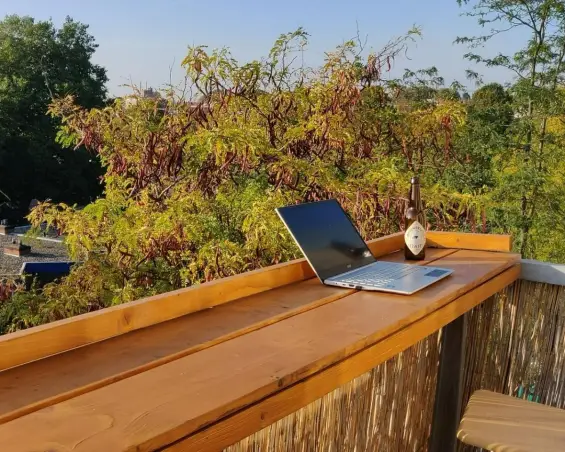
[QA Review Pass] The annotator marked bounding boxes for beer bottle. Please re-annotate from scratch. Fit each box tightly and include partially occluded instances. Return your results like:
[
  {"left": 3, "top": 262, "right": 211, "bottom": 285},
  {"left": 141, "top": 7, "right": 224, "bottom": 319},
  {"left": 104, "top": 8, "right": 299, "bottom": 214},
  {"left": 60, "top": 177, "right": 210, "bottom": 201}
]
[{"left": 404, "top": 176, "right": 426, "bottom": 260}]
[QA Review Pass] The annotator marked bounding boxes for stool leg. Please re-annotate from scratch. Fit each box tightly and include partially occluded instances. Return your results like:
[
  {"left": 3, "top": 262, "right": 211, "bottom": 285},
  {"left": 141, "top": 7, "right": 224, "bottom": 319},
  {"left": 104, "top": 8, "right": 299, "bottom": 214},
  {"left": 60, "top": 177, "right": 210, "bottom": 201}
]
[{"left": 429, "top": 313, "right": 467, "bottom": 452}]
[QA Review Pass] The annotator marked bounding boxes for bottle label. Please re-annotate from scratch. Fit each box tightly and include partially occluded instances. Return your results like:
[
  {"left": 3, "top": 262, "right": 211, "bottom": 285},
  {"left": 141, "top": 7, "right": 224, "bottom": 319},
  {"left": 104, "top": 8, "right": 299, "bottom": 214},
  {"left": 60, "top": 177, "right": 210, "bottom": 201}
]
[{"left": 405, "top": 221, "right": 426, "bottom": 255}]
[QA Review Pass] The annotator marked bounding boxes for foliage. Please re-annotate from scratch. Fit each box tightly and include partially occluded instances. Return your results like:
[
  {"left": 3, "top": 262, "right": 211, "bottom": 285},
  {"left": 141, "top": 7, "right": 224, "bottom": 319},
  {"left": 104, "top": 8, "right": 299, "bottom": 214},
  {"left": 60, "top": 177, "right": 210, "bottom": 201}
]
[
  {"left": 0, "top": 15, "right": 107, "bottom": 219},
  {"left": 0, "top": 278, "right": 20, "bottom": 303},
  {"left": 456, "top": 0, "right": 565, "bottom": 257},
  {"left": 441, "top": 83, "right": 514, "bottom": 192},
  {"left": 0, "top": 29, "right": 482, "bottom": 332},
  {"left": 5, "top": 9, "right": 565, "bottom": 333}
]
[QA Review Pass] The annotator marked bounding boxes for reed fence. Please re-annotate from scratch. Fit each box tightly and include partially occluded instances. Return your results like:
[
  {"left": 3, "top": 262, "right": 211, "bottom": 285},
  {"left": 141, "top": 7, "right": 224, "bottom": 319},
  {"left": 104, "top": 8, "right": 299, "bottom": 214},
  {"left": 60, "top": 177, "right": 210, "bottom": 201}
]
[{"left": 225, "top": 265, "right": 565, "bottom": 452}]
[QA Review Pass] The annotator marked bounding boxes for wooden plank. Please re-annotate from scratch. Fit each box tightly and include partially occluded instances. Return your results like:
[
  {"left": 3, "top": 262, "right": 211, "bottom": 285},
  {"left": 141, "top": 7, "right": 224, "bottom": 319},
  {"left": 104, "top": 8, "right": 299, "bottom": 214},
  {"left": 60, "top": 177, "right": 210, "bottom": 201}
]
[
  {"left": 370, "top": 231, "right": 512, "bottom": 253},
  {"left": 0, "top": 233, "right": 408, "bottom": 373},
  {"left": 367, "top": 231, "right": 405, "bottom": 255},
  {"left": 0, "top": 231, "right": 506, "bottom": 372},
  {"left": 164, "top": 266, "right": 521, "bottom": 452},
  {"left": 0, "top": 280, "right": 346, "bottom": 425},
  {"left": 0, "top": 251, "right": 519, "bottom": 452},
  {"left": 458, "top": 390, "right": 565, "bottom": 452},
  {"left": 429, "top": 313, "right": 467, "bottom": 452},
  {"left": 427, "top": 231, "right": 512, "bottom": 252},
  {"left": 0, "top": 248, "right": 455, "bottom": 425}
]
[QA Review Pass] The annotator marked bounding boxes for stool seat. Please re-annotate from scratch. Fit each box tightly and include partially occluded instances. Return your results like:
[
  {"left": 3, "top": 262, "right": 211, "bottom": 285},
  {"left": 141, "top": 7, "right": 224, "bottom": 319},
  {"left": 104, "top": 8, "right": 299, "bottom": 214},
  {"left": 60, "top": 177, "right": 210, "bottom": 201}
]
[{"left": 458, "top": 390, "right": 565, "bottom": 452}]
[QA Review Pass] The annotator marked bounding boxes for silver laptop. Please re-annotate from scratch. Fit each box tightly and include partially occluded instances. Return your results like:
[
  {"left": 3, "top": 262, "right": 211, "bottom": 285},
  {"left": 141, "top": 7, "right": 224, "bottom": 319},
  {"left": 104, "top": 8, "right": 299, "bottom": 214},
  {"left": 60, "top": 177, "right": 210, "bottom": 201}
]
[{"left": 276, "top": 199, "right": 453, "bottom": 295}]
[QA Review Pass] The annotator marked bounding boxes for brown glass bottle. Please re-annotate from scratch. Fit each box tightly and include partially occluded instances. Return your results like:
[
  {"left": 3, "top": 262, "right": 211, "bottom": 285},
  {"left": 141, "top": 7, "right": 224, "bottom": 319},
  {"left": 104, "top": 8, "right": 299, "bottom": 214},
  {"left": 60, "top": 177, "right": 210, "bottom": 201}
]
[{"left": 404, "top": 176, "right": 426, "bottom": 260}]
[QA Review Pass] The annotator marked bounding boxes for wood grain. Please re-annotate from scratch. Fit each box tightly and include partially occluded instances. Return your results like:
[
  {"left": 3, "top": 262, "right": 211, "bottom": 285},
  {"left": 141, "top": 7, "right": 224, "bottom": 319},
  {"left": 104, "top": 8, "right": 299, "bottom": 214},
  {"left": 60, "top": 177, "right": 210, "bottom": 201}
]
[
  {"left": 0, "top": 248, "right": 454, "bottom": 425},
  {"left": 427, "top": 231, "right": 512, "bottom": 252},
  {"left": 165, "top": 266, "right": 520, "bottom": 452},
  {"left": 0, "top": 231, "right": 506, "bottom": 372},
  {"left": 0, "top": 250, "right": 519, "bottom": 452},
  {"left": 458, "top": 390, "right": 565, "bottom": 452},
  {"left": 0, "top": 233, "right": 408, "bottom": 373}
]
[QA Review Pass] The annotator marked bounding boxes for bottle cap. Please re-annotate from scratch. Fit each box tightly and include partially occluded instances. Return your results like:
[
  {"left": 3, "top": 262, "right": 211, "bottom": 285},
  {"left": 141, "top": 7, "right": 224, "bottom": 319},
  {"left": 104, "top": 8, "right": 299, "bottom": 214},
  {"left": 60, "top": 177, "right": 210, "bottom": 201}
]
[{"left": 411, "top": 176, "right": 419, "bottom": 184}]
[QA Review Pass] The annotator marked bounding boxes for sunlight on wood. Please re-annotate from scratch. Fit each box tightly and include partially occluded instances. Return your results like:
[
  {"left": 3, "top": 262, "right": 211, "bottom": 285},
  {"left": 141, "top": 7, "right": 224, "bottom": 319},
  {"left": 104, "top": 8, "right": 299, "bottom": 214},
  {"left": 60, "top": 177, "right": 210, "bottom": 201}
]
[{"left": 224, "top": 332, "right": 440, "bottom": 452}]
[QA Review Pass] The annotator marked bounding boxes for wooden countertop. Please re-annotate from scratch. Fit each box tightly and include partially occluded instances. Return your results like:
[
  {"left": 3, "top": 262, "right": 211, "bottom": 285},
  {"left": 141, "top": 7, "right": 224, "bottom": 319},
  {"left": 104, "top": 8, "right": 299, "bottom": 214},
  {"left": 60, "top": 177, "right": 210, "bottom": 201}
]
[{"left": 0, "top": 233, "right": 519, "bottom": 452}]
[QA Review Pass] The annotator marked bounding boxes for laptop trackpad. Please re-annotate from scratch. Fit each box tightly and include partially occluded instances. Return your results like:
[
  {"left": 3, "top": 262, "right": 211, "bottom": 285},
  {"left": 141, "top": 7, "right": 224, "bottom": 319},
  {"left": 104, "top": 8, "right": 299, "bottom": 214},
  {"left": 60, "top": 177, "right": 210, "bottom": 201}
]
[{"left": 424, "top": 269, "right": 450, "bottom": 278}]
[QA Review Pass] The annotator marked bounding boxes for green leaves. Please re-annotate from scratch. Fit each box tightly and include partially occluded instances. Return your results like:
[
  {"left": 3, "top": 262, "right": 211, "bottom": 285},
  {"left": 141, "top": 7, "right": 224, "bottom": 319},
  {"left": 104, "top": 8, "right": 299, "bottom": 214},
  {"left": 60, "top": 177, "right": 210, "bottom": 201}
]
[
  {"left": 0, "top": 15, "right": 106, "bottom": 216},
  {"left": 457, "top": 0, "right": 565, "bottom": 255},
  {"left": 3, "top": 26, "right": 511, "bottom": 331}
]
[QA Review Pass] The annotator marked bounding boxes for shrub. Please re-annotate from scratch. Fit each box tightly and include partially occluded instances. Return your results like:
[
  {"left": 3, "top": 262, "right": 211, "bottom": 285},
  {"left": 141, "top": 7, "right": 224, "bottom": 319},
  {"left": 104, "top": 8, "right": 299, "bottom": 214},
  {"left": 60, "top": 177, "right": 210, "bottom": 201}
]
[{"left": 11, "top": 30, "right": 480, "bottom": 330}]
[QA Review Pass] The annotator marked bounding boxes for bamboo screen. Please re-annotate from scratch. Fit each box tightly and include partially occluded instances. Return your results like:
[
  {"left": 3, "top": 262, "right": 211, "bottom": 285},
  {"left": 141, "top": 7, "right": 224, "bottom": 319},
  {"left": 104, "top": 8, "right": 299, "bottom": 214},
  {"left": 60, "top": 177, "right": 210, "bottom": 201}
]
[
  {"left": 225, "top": 279, "right": 565, "bottom": 452},
  {"left": 459, "top": 279, "right": 565, "bottom": 452}
]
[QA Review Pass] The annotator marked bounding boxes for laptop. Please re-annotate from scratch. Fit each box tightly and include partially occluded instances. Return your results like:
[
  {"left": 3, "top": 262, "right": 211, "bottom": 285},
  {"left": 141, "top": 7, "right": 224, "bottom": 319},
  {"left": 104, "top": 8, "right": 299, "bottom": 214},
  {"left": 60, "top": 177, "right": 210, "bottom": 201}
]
[{"left": 276, "top": 199, "right": 453, "bottom": 295}]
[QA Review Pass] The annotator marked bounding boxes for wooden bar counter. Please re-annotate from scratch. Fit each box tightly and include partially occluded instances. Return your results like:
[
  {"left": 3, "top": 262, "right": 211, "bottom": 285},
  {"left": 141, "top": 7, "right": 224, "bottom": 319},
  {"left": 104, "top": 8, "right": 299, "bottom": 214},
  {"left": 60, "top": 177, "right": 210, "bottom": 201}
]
[{"left": 0, "top": 232, "right": 519, "bottom": 452}]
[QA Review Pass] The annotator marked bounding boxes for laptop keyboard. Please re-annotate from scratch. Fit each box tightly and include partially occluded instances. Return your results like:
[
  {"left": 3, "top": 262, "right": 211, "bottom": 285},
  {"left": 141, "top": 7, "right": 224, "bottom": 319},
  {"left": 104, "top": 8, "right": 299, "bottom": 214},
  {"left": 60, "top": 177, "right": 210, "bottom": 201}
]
[{"left": 340, "top": 262, "right": 421, "bottom": 287}]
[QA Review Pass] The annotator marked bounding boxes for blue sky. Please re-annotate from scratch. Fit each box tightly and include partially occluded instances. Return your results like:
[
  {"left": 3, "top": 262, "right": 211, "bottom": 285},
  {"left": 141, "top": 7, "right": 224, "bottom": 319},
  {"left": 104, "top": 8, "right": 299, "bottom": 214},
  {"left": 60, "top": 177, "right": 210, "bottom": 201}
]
[{"left": 1, "top": 0, "right": 525, "bottom": 96}]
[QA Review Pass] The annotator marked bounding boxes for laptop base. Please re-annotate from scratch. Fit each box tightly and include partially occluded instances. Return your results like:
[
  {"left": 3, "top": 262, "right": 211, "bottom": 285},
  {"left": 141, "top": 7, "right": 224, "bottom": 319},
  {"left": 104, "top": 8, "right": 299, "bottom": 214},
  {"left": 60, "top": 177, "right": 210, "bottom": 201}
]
[{"left": 324, "top": 261, "right": 453, "bottom": 295}]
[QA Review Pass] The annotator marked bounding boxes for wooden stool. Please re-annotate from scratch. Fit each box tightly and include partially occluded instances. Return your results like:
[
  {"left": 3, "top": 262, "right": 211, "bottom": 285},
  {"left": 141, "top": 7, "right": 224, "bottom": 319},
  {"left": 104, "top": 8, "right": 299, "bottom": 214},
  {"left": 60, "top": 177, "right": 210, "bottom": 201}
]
[{"left": 458, "top": 390, "right": 565, "bottom": 451}]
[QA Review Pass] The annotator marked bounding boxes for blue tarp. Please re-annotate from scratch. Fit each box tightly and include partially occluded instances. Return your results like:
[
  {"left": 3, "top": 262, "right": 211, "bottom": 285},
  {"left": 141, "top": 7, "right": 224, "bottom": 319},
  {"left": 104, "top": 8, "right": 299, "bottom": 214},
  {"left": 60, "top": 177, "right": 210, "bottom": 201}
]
[{"left": 20, "top": 261, "right": 74, "bottom": 278}]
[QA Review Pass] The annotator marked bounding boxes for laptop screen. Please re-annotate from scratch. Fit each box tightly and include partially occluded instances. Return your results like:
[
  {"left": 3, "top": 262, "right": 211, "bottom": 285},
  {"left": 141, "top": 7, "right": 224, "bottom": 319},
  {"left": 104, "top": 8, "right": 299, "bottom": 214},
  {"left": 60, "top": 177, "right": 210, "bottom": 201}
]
[{"left": 276, "top": 199, "right": 376, "bottom": 281}]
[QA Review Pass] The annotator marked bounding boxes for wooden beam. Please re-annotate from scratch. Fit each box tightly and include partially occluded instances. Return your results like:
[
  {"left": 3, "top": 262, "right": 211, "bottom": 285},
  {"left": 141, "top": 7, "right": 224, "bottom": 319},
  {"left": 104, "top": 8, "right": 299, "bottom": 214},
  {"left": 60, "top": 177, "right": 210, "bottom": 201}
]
[
  {"left": 367, "top": 231, "right": 404, "bottom": 255},
  {"left": 428, "top": 313, "right": 467, "bottom": 452},
  {"left": 427, "top": 231, "right": 512, "bottom": 252},
  {"left": 0, "top": 233, "right": 404, "bottom": 372},
  {"left": 163, "top": 265, "right": 521, "bottom": 452},
  {"left": 0, "top": 252, "right": 519, "bottom": 452}
]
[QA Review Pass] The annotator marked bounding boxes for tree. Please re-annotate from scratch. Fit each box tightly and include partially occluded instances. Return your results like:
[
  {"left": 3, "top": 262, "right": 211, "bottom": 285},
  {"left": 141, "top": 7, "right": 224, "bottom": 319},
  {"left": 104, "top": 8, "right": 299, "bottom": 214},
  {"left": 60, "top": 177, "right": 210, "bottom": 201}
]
[
  {"left": 442, "top": 83, "right": 514, "bottom": 192},
  {"left": 0, "top": 15, "right": 107, "bottom": 220},
  {"left": 0, "top": 29, "right": 477, "bottom": 331},
  {"left": 437, "top": 87, "right": 462, "bottom": 101},
  {"left": 457, "top": 0, "right": 565, "bottom": 258},
  {"left": 469, "top": 83, "right": 513, "bottom": 135}
]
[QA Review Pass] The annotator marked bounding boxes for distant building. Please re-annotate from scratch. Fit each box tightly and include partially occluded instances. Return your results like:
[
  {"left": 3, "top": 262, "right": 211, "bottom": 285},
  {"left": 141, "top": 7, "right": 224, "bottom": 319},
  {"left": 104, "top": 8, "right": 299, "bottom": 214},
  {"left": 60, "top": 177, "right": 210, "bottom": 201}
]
[
  {"left": 122, "top": 87, "right": 167, "bottom": 110},
  {"left": 120, "top": 87, "right": 210, "bottom": 114}
]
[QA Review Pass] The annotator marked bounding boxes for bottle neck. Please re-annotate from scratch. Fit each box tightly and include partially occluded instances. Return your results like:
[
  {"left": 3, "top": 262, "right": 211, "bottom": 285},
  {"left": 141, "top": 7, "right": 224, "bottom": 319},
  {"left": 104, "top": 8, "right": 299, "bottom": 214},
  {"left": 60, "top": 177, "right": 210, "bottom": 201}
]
[{"left": 410, "top": 183, "right": 422, "bottom": 211}]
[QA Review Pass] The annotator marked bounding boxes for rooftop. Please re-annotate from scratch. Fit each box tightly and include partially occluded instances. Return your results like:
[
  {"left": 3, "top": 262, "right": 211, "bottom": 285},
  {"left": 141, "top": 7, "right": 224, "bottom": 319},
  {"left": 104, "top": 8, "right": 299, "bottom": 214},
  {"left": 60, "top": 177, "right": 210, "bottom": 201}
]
[{"left": 0, "top": 235, "right": 68, "bottom": 276}]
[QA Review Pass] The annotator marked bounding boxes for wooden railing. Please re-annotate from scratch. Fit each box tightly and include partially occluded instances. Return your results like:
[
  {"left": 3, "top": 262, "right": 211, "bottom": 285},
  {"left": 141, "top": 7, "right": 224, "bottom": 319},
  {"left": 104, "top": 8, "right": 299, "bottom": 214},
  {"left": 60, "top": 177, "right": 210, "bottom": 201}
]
[
  {"left": 458, "top": 260, "right": 565, "bottom": 451},
  {"left": 0, "top": 232, "right": 523, "bottom": 452},
  {"left": 0, "top": 231, "right": 511, "bottom": 373},
  {"left": 222, "top": 259, "right": 565, "bottom": 452}
]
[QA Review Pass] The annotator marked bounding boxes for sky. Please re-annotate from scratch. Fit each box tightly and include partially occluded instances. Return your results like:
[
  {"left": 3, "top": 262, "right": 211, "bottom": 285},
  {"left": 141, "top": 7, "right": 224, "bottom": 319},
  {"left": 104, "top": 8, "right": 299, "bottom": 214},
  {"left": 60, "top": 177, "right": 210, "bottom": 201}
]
[{"left": 0, "top": 0, "right": 526, "bottom": 96}]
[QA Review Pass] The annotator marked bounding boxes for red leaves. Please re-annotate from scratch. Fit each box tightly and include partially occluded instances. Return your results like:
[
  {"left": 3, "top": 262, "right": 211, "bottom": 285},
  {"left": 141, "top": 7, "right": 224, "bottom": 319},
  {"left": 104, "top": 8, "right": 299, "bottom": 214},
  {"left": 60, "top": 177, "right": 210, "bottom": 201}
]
[
  {"left": 441, "top": 114, "right": 454, "bottom": 163},
  {"left": 43, "top": 47, "right": 473, "bottom": 301},
  {"left": 440, "top": 115, "right": 452, "bottom": 128},
  {"left": 0, "top": 280, "right": 19, "bottom": 303}
]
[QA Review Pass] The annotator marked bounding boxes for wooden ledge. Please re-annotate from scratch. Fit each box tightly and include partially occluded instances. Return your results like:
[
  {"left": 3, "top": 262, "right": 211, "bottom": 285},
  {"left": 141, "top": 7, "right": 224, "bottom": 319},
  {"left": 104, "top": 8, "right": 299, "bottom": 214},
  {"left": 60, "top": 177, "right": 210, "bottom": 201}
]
[
  {"left": 0, "top": 248, "right": 454, "bottom": 425},
  {"left": 426, "top": 231, "right": 512, "bottom": 252},
  {"left": 0, "top": 248, "right": 519, "bottom": 452},
  {"left": 170, "top": 265, "right": 521, "bottom": 452},
  {"left": 0, "top": 232, "right": 511, "bottom": 372}
]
